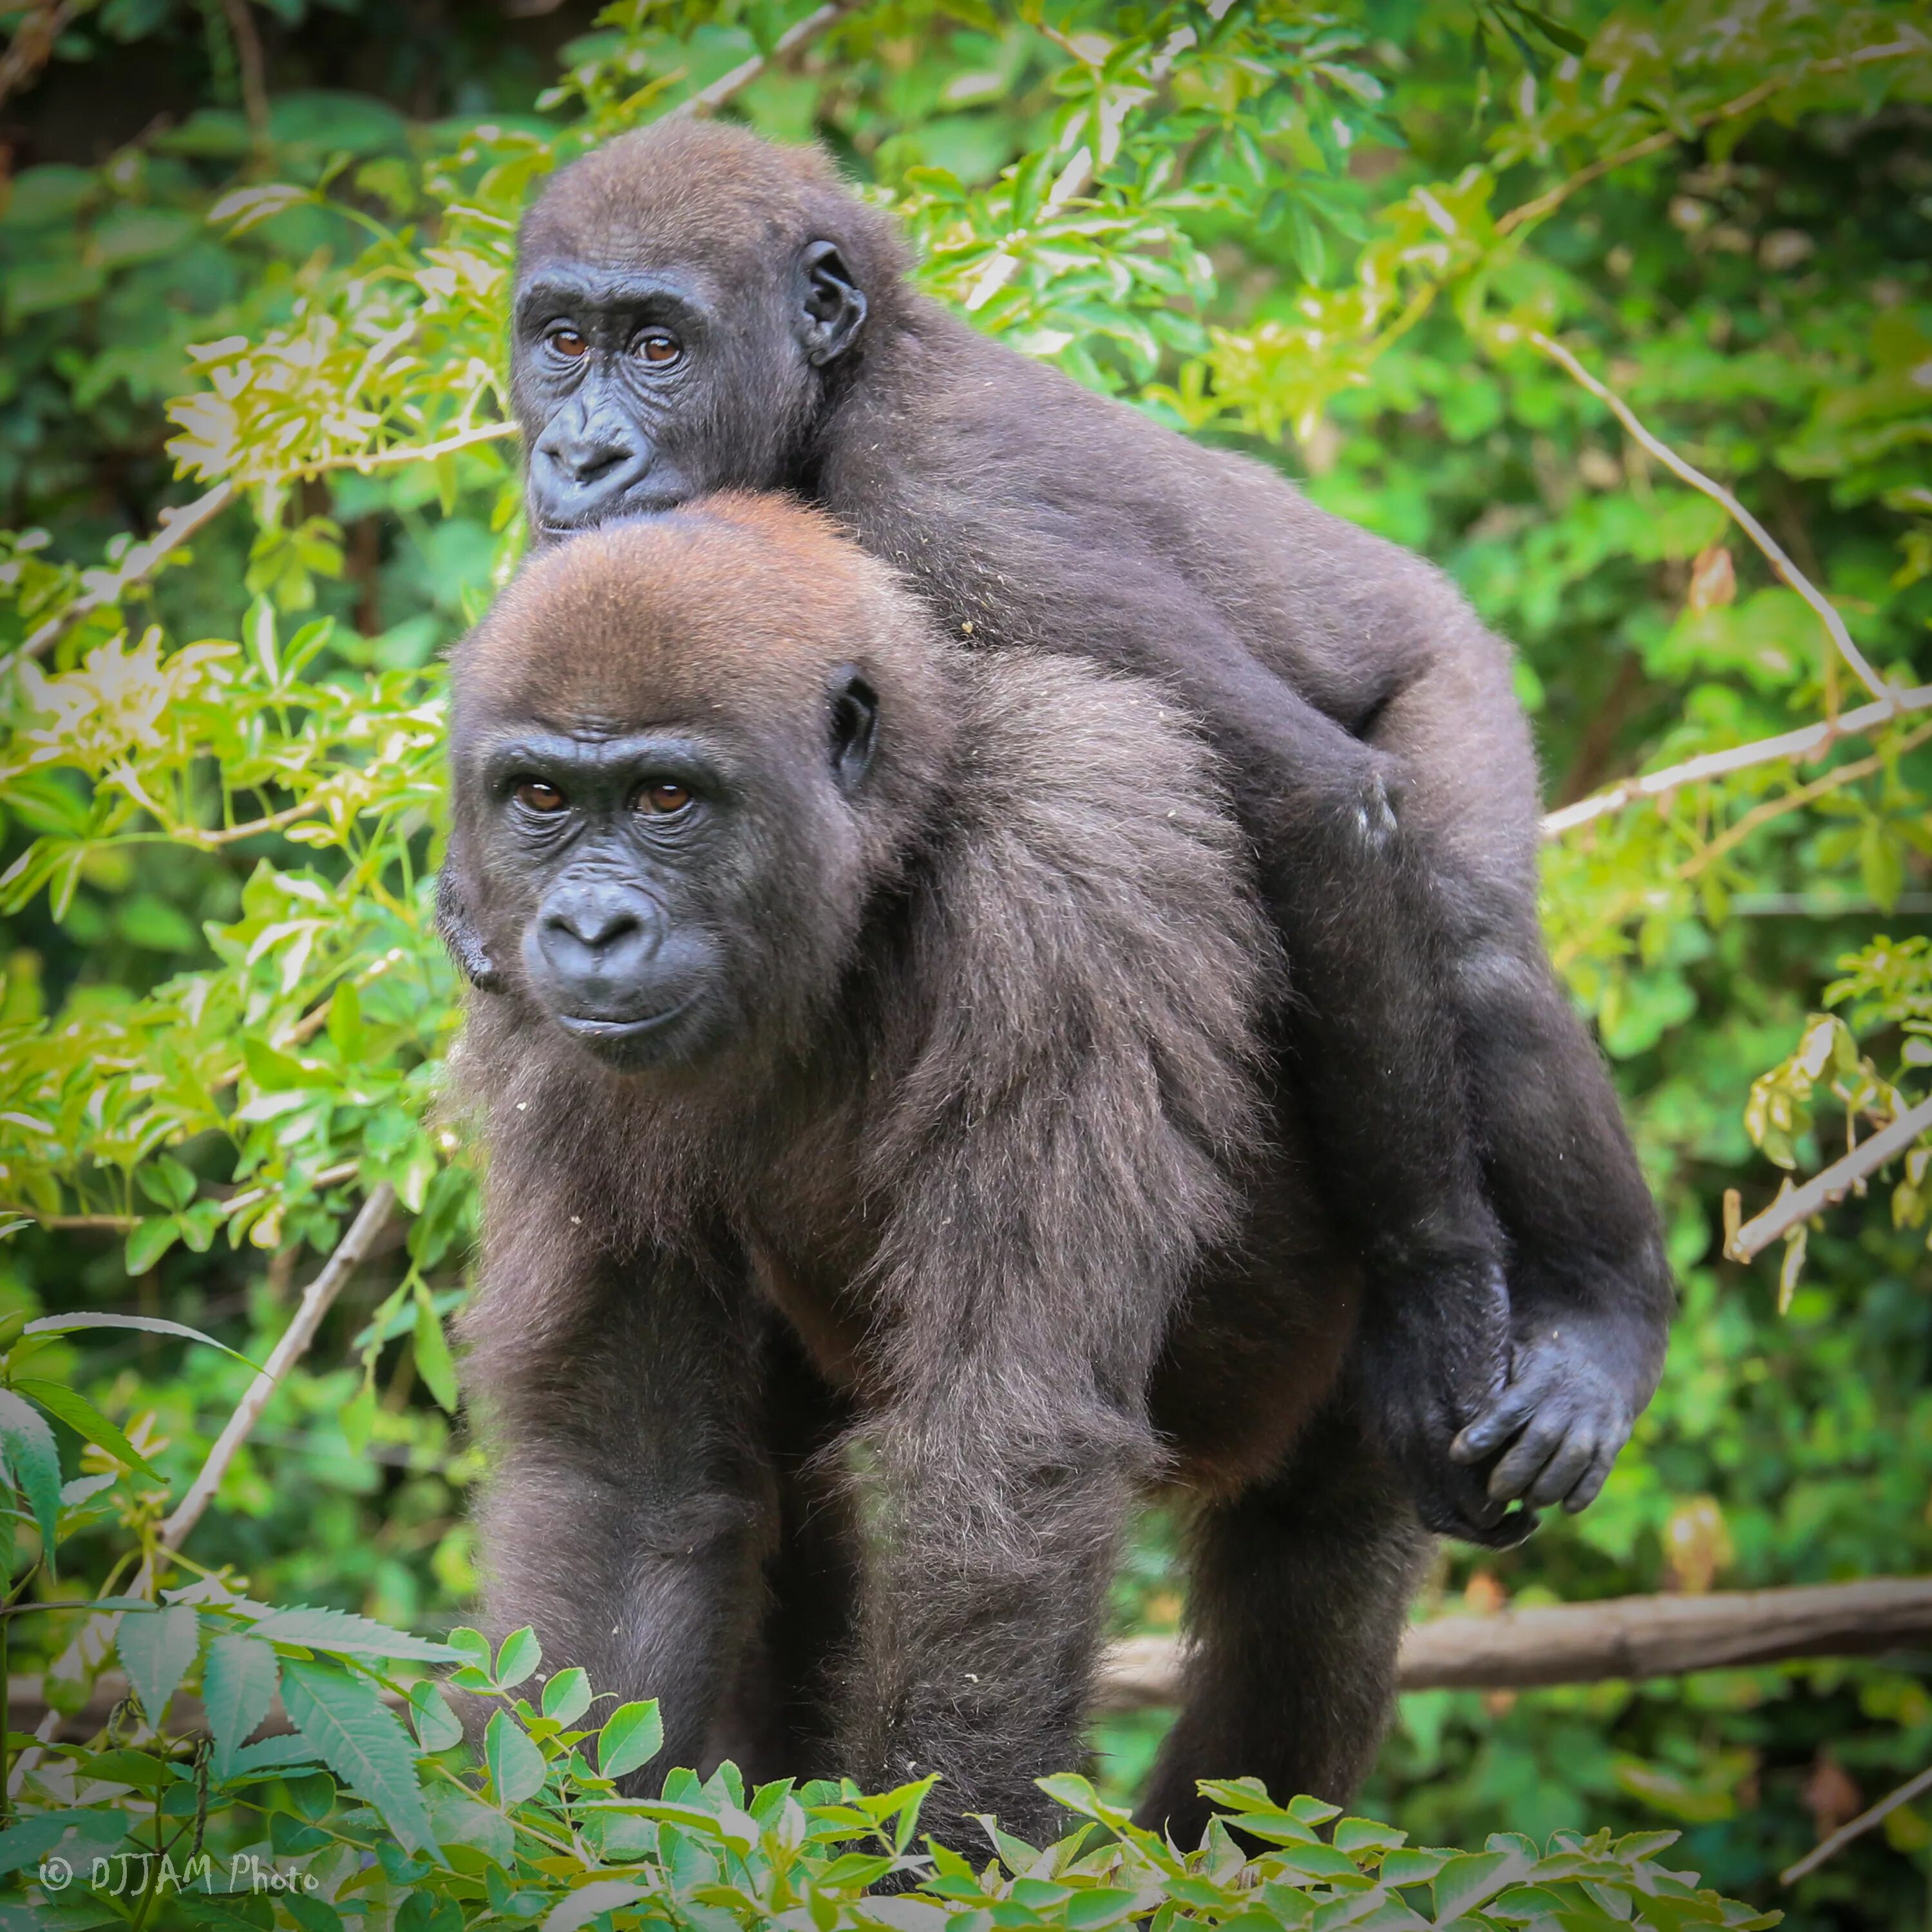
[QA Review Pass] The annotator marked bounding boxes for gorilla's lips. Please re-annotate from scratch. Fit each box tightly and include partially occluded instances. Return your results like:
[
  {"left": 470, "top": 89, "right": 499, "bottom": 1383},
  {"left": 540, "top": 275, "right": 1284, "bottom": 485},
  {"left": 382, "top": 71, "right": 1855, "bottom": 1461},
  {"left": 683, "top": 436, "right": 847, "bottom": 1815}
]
[{"left": 553, "top": 997, "right": 704, "bottom": 1068}]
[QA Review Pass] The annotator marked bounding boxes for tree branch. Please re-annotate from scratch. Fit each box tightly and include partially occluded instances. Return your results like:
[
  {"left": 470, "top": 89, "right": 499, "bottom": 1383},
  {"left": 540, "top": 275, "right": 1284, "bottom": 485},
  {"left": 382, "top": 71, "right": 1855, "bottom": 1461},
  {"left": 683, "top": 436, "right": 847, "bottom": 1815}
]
[
  {"left": 1095, "top": 1575, "right": 1932, "bottom": 1710},
  {"left": 153, "top": 1182, "right": 395, "bottom": 1558},
  {"left": 667, "top": 0, "right": 857, "bottom": 120},
  {"left": 1726, "top": 1093, "right": 1932, "bottom": 1264},
  {"left": 219, "top": 0, "right": 270, "bottom": 149},
  {"left": 1494, "top": 35, "right": 1927, "bottom": 239},
  {"left": 1541, "top": 683, "right": 1932, "bottom": 838},
  {"left": 1782, "top": 1761, "right": 1932, "bottom": 1886},
  {"left": 0, "top": 1, "right": 79, "bottom": 112},
  {"left": 7, "top": 481, "right": 236, "bottom": 673},
  {"left": 1528, "top": 330, "right": 1896, "bottom": 707}
]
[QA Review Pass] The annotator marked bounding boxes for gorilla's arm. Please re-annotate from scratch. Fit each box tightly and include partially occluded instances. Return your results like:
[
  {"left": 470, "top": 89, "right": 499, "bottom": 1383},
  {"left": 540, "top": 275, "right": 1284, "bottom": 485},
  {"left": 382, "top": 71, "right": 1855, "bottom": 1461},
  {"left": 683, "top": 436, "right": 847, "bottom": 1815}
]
[{"left": 459, "top": 1197, "right": 774, "bottom": 1783}]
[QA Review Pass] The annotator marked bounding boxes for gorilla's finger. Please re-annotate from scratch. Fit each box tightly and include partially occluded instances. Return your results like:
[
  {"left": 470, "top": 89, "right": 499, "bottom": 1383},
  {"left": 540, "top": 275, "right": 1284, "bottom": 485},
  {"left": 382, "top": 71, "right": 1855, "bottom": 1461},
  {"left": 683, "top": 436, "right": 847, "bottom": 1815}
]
[
  {"left": 1488, "top": 1417, "right": 1566, "bottom": 1502},
  {"left": 1455, "top": 1501, "right": 1541, "bottom": 1550},
  {"left": 1563, "top": 1444, "right": 1620, "bottom": 1513},
  {"left": 1450, "top": 1385, "right": 1539, "bottom": 1463},
  {"left": 1527, "top": 1432, "right": 1596, "bottom": 1509}
]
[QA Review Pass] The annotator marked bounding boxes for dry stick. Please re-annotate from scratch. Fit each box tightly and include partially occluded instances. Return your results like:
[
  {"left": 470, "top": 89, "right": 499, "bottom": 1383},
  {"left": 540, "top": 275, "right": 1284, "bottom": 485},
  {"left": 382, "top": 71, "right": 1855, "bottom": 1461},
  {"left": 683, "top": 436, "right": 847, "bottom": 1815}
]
[
  {"left": 11, "top": 421, "right": 518, "bottom": 672},
  {"left": 0, "top": 0, "right": 78, "bottom": 112},
  {"left": 667, "top": 0, "right": 857, "bottom": 121},
  {"left": 9, "top": 480, "right": 236, "bottom": 672},
  {"left": 1727, "top": 1093, "right": 1932, "bottom": 1264},
  {"left": 1528, "top": 330, "right": 1896, "bottom": 708},
  {"left": 1782, "top": 1761, "right": 1932, "bottom": 1886},
  {"left": 1094, "top": 1575, "right": 1932, "bottom": 1712},
  {"left": 153, "top": 1182, "right": 395, "bottom": 1558},
  {"left": 219, "top": 0, "right": 271, "bottom": 150},
  {"left": 1541, "top": 683, "right": 1932, "bottom": 839}
]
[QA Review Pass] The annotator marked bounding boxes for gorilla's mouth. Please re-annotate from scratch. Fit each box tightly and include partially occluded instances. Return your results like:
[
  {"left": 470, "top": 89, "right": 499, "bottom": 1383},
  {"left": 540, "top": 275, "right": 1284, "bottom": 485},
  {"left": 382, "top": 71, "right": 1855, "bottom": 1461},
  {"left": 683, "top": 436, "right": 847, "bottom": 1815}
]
[{"left": 554, "top": 999, "right": 696, "bottom": 1050}]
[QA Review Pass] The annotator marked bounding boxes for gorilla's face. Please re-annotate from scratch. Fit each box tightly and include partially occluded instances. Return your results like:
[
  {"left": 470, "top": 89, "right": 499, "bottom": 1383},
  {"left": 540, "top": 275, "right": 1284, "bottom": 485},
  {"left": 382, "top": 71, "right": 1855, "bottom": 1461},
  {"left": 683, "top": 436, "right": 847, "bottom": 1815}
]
[
  {"left": 463, "top": 671, "right": 878, "bottom": 1075},
  {"left": 509, "top": 240, "right": 867, "bottom": 540}
]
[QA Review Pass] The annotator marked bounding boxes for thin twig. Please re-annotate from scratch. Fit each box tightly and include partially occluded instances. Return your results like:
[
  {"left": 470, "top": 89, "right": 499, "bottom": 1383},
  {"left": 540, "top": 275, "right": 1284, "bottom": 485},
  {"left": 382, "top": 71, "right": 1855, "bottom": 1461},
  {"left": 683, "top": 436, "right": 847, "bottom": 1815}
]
[
  {"left": 219, "top": 0, "right": 270, "bottom": 150},
  {"left": 154, "top": 1182, "right": 395, "bottom": 1557},
  {"left": 1728, "top": 1094, "right": 1932, "bottom": 1264},
  {"left": 0, "top": 0, "right": 77, "bottom": 112},
  {"left": 290, "top": 417, "right": 518, "bottom": 480},
  {"left": 1495, "top": 36, "right": 1927, "bottom": 238},
  {"left": 1528, "top": 331, "right": 1895, "bottom": 707},
  {"left": 8, "top": 481, "right": 235, "bottom": 672},
  {"left": 1678, "top": 719, "right": 1932, "bottom": 880},
  {"left": 667, "top": 0, "right": 855, "bottom": 120},
  {"left": 1541, "top": 685, "right": 1932, "bottom": 838},
  {"left": 1782, "top": 1761, "right": 1932, "bottom": 1886}
]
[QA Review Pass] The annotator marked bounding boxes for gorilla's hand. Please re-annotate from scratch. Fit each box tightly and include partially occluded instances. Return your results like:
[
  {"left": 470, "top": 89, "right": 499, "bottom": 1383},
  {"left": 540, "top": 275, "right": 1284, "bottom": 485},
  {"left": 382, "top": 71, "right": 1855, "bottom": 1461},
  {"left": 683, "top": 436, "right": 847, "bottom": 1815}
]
[
  {"left": 1450, "top": 1313, "right": 1636, "bottom": 1515},
  {"left": 1357, "top": 1256, "right": 1539, "bottom": 1549},
  {"left": 436, "top": 866, "right": 503, "bottom": 994}
]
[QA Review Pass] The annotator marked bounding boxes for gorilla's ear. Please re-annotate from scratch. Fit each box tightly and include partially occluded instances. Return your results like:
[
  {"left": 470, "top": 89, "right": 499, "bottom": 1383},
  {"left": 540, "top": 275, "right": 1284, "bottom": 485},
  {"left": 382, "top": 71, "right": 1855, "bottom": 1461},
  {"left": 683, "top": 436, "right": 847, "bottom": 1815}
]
[
  {"left": 828, "top": 667, "right": 879, "bottom": 793},
  {"left": 799, "top": 240, "right": 867, "bottom": 367}
]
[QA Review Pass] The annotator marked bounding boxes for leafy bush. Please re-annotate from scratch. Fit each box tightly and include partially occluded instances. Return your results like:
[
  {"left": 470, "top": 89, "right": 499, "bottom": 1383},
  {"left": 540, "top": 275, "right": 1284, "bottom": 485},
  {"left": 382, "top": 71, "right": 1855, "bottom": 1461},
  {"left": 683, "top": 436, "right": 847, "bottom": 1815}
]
[{"left": 0, "top": 0, "right": 1929, "bottom": 1922}]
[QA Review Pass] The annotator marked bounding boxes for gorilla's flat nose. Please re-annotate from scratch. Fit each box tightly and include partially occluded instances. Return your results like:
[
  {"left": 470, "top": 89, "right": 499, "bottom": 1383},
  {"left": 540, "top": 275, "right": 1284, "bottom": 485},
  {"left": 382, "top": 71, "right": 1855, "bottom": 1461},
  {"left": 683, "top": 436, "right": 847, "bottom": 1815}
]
[
  {"left": 533, "top": 882, "right": 665, "bottom": 1010},
  {"left": 538, "top": 420, "right": 637, "bottom": 487}
]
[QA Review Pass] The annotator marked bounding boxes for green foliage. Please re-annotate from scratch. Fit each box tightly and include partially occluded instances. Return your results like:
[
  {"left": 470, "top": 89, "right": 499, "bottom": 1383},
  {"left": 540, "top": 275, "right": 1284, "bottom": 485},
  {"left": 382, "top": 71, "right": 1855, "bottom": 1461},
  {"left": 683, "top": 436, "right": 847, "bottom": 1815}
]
[{"left": 1, "top": 0, "right": 1929, "bottom": 1922}]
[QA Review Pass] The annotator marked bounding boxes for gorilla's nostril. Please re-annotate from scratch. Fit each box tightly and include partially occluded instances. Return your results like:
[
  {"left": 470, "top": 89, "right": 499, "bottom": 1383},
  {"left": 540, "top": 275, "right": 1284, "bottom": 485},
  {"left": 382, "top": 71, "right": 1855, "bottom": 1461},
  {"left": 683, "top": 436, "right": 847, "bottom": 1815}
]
[{"left": 549, "top": 902, "right": 641, "bottom": 952}]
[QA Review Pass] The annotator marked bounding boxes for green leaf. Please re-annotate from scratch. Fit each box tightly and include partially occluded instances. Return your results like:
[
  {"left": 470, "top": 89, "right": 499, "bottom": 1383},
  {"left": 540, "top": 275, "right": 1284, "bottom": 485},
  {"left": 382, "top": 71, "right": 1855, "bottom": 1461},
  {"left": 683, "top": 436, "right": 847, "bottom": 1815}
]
[
  {"left": 0, "top": 1388, "right": 63, "bottom": 1565},
  {"left": 1434, "top": 1851, "right": 1513, "bottom": 1919},
  {"left": 204, "top": 1630, "right": 281, "bottom": 1775},
  {"left": 485, "top": 1707, "right": 548, "bottom": 1806},
  {"left": 122, "top": 1215, "right": 181, "bottom": 1275},
  {"left": 541, "top": 1881, "right": 649, "bottom": 1931},
  {"left": 598, "top": 1699, "right": 663, "bottom": 1781},
  {"left": 250, "top": 1604, "right": 461, "bottom": 1662},
  {"left": 24, "top": 1312, "right": 259, "bottom": 1369},
  {"left": 409, "top": 1679, "right": 464, "bottom": 1751},
  {"left": 117, "top": 1602, "right": 201, "bottom": 1727},
  {"left": 14, "top": 1379, "right": 160, "bottom": 1480},
  {"left": 541, "top": 1665, "right": 591, "bottom": 1725},
  {"left": 495, "top": 1624, "right": 541, "bottom": 1688},
  {"left": 280, "top": 1656, "right": 436, "bottom": 1857},
  {"left": 412, "top": 1280, "right": 460, "bottom": 1413}
]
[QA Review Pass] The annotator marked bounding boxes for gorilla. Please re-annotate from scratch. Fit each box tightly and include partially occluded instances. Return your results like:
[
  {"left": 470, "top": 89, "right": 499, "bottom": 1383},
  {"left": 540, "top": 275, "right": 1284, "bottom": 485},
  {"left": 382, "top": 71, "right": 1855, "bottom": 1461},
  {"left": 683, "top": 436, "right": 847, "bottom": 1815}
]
[
  {"left": 436, "top": 118, "right": 1673, "bottom": 1554},
  {"left": 449, "top": 497, "right": 1423, "bottom": 1846}
]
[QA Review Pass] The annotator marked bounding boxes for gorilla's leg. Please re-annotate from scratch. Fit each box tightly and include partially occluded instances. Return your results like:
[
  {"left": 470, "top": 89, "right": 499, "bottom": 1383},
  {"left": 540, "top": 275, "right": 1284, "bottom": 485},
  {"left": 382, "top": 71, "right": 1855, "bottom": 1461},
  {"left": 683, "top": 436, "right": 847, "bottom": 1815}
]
[
  {"left": 462, "top": 1217, "right": 778, "bottom": 1788},
  {"left": 1137, "top": 1405, "right": 1429, "bottom": 1844},
  {"left": 716, "top": 1327, "right": 862, "bottom": 1785}
]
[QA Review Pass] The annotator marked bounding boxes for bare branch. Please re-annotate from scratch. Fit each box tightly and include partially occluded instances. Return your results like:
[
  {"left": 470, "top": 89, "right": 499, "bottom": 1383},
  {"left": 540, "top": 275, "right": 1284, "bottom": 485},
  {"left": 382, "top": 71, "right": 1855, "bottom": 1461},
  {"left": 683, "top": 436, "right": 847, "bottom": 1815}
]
[
  {"left": 290, "top": 417, "right": 519, "bottom": 479},
  {"left": 155, "top": 1182, "right": 396, "bottom": 1557},
  {"left": 219, "top": 0, "right": 271, "bottom": 149},
  {"left": 667, "top": 1, "right": 857, "bottom": 121},
  {"left": 1541, "top": 684, "right": 1932, "bottom": 838},
  {"left": 0, "top": 1, "right": 79, "bottom": 113},
  {"left": 8, "top": 481, "right": 236, "bottom": 673},
  {"left": 1095, "top": 1575, "right": 1932, "bottom": 1711},
  {"left": 1727, "top": 1093, "right": 1932, "bottom": 1264},
  {"left": 1782, "top": 1761, "right": 1932, "bottom": 1886},
  {"left": 1528, "top": 330, "right": 1896, "bottom": 706},
  {"left": 1495, "top": 35, "right": 1927, "bottom": 238}
]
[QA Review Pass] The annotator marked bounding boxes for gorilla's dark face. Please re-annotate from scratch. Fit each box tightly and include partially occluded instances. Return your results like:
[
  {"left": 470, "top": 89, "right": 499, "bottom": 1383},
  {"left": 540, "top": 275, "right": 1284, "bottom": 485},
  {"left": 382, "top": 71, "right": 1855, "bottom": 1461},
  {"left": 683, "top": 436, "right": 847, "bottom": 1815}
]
[
  {"left": 466, "top": 673, "right": 878, "bottom": 1074},
  {"left": 511, "top": 241, "right": 866, "bottom": 538}
]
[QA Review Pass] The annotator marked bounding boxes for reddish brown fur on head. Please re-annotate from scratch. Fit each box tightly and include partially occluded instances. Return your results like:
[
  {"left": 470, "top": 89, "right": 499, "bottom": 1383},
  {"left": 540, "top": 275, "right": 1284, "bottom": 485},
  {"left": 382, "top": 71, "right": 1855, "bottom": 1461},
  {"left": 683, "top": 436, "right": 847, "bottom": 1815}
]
[
  {"left": 518, "top": 120, "right": 908, "bottom": 302},
  {"left": 455, "top": 495, "right": 945, "bottom": 773}
]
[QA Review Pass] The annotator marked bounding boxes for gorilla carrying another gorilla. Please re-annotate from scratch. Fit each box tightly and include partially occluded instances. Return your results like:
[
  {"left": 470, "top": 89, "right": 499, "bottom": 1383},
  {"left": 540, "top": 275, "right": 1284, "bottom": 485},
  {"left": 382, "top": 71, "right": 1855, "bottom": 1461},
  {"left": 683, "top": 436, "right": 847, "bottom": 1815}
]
[{"left": 440, "top": 119, "right": 1674, "bottom": 1839}]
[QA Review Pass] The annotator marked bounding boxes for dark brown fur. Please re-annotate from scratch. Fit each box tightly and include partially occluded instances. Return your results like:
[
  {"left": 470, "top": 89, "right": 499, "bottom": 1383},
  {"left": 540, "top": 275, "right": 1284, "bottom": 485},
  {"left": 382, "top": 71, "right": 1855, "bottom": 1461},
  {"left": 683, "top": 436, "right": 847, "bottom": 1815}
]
[
  {"left": 448, "top": 498, "right": 1419, "bottom": 1846},
  {"left": 447, "top": 120, "right": 1674, "bottom": 1566}
]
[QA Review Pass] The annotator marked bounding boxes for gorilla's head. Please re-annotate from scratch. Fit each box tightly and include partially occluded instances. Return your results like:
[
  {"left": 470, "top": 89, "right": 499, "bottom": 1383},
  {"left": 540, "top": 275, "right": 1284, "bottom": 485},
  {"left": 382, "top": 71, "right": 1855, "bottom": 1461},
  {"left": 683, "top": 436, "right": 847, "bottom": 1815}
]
[
  {"left": 446, "top": 497, "right": 947, "bottom": 1073},
  {"left": 509, "top": 123, "right": 907, "bottom": 538}
]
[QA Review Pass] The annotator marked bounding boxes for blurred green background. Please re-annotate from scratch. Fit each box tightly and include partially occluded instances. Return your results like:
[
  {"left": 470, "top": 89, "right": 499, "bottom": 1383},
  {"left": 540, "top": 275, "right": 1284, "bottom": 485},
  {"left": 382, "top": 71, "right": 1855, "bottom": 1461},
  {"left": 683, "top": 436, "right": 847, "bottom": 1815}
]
[{"left": 2, "top": 2, "right": 1929, "bottom": 1924}]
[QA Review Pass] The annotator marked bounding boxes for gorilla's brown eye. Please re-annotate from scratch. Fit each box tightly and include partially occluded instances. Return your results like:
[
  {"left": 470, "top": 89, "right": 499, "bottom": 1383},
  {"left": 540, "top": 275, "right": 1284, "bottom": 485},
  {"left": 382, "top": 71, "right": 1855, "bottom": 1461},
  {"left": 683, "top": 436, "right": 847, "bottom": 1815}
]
[
  {"left": 514, "top": 779, "right": 568, "bottom": 813},
  {"left": 636, "top": 330, "right": 681, "bottom": 366},
  {"left": 636, "top": 780, "right": 692, "bottom": 815},
  {"left": 548, "top": 328, "right": 589, "bottom": 359}
]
